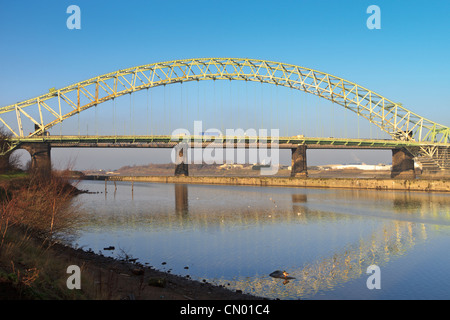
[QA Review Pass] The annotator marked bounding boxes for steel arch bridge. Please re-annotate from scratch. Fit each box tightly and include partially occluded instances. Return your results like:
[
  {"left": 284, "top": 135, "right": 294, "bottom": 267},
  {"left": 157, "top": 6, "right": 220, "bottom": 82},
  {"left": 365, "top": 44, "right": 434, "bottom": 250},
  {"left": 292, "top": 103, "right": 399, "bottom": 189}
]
[{"left": 1, "top": 58, "right": 449, "bottom": 159}]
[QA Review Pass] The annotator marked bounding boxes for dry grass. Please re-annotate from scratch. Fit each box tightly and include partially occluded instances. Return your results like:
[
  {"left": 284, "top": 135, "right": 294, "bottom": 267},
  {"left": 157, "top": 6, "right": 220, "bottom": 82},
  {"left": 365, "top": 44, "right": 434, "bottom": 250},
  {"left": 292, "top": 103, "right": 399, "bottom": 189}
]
[
  {"left": 1, "top": 172, "right": 84, "bottom": 242},
  {"left": 0, "top": 170, "right": 90, "bottom": 299}
]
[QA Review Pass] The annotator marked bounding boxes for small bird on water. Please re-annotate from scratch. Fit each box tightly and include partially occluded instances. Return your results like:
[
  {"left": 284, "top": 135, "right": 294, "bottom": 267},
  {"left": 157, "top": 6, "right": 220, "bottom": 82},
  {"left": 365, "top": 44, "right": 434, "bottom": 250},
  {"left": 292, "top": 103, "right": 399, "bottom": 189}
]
[{"left": 269, "top": 270, "right": 295, "bottom": 279}]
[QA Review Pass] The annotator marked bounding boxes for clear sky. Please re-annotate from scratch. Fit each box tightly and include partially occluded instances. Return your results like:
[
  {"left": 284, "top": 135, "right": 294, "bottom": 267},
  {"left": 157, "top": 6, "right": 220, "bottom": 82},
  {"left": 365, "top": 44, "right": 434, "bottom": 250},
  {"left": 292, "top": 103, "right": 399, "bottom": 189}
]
[{"left": 1, "top": 0, "right": 449, "bottom": 170}]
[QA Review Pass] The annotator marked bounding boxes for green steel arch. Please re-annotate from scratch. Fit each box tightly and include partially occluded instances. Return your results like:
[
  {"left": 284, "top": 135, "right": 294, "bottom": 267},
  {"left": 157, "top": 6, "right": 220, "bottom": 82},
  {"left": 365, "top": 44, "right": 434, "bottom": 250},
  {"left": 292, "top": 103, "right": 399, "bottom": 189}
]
[{"left": 1, "top": 58, "right": 449, "bottom": 146}]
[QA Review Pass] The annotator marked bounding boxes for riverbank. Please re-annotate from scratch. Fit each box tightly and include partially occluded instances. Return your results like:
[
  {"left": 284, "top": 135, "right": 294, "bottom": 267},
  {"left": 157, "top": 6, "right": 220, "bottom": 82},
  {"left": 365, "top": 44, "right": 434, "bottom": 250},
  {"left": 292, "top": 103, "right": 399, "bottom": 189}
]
[
  {"left": 94, "top": 175, "right": 450, "bottom": 192},
  {"left": 49, "top": 241, "right": 264, "bottom": 300}
]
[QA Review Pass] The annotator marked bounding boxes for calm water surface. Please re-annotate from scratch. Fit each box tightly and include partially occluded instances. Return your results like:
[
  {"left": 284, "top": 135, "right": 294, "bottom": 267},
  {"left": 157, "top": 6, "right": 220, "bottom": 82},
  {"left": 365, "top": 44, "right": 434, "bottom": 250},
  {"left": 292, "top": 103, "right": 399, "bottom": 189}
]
[{"left": 70, "top": 180, "right": 450, "bottom": 300}]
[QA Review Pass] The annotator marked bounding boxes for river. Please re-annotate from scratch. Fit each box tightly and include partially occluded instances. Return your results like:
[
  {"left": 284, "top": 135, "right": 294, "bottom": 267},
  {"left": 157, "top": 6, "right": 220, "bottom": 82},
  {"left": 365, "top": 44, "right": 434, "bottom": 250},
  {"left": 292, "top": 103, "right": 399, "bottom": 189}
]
[{"left": 69, "top": 180, "right": 450, "bottom": 300}]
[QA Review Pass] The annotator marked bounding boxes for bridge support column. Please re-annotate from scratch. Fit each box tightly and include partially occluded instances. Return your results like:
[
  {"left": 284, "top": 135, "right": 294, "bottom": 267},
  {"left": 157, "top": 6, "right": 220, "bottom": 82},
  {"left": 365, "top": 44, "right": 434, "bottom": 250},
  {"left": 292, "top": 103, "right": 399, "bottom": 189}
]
[
  {"left": 291, "top": 145, "right": 308, "bottom": 178},
  {"left": 174, "top": 144, "right": 189, "bottom": 176},
  {"left": 391, "top": 148, "right": 415, "bottom": 179},
  {"left": 21, "top": 143, "right": 52, "bottom": 178}
]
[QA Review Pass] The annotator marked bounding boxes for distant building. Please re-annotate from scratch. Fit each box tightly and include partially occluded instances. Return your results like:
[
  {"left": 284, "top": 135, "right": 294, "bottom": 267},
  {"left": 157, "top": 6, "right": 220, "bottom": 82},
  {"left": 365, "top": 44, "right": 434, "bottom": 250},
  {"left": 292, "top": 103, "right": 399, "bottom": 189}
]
[
  {"left": 219, "top": 164, "right": 244, "bottom": 170},
  {"left": 320, "top": 163, "right": 392, "bottom": 171}
]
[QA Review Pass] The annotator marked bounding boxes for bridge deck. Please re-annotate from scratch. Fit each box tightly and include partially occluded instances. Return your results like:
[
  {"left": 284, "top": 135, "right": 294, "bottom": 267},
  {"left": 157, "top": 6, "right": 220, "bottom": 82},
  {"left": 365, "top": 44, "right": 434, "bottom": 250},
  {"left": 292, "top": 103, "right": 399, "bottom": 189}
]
[{"left": 9, "top": 135, "right": 431, "bottom": 150}]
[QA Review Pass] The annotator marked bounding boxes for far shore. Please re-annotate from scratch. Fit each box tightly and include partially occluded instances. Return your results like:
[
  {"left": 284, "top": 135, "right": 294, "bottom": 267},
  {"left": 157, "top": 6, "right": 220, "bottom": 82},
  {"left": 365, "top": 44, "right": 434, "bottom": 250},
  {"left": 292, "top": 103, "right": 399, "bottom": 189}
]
[{"left": 82, "top": 174, "right": 450, "bottom": 193}]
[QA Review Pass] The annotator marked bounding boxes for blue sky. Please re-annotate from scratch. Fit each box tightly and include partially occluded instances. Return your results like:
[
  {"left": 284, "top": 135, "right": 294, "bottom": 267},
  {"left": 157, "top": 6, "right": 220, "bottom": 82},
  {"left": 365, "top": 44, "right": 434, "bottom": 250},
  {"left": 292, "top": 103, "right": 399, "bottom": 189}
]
[{"left": 1, "top": 0, "right": 449, "bottom": 170}]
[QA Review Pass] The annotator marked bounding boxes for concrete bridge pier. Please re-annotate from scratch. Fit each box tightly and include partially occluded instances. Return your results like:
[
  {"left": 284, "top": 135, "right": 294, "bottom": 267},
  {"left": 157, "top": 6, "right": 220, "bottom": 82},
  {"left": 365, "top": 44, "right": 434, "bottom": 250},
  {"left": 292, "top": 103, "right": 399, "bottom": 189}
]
[
  {"left": 21, "top": 142, "right": 52, "bottom": 178},
  {"left": 291, "top": 145, "right": 308, "bottom": 178},
  {"left": 174, "top": 144, "right": 189, "bottom": 176},
  {"left": 391, "top": 148, "right": 415, "bottom": 179}
]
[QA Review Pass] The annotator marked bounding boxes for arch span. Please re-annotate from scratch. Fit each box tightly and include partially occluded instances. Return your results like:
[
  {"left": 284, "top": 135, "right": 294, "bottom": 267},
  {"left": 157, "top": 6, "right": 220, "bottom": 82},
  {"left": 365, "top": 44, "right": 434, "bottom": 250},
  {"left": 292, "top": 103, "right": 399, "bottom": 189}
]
[{"left": 0, "top": 58, "right": 449, "bottom": 145}]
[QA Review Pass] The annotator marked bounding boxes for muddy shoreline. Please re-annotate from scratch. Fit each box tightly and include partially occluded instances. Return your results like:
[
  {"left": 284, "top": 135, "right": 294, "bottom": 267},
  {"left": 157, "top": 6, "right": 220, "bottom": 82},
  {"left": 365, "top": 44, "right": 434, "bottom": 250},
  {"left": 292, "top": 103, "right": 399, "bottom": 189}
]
[{"left": 51, "top": 240, "right": 265, "bottom": 300}]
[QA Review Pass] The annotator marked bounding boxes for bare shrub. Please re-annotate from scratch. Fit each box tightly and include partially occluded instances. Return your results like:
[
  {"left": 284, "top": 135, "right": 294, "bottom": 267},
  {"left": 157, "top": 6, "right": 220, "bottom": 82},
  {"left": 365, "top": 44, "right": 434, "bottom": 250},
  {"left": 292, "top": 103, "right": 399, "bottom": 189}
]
[{"left": 1, "top": 172, "right": 85, "bottom": 244}]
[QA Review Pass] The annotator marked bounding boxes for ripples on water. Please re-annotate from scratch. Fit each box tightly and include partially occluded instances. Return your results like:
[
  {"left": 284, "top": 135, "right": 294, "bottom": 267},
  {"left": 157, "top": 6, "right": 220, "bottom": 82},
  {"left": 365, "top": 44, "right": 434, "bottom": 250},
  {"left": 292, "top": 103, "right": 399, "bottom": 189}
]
[{"left": 70, "top": 181, "right": 450, "bottom": 300}]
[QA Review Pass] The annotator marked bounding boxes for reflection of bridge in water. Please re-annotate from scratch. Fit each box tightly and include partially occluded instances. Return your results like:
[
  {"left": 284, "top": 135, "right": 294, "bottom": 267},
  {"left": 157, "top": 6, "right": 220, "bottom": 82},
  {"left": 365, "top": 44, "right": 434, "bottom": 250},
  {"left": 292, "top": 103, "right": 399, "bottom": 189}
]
[
  {"left": 226, "top": 219, "right": 428, "bottom": 299},
  {"left": 172, "top": 185, "right": 447, "bottom": 299},
  {"left": 93, "top": 182, "right": 450, "bottom": 230},
  {"left": 95, "top": 182, "right": 450, "bottom": 228},
  {"left": 179, "top": 185, "right": 445, "bottom": 298},
  {"left": 83, "top": 182, "right": 449, "bottom": 299}
]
